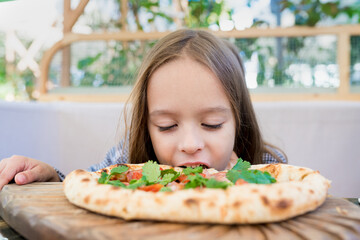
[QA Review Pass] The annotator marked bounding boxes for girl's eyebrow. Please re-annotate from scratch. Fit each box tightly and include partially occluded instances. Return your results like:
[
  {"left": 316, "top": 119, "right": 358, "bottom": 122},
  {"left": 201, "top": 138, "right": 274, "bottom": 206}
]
[
  {"left": 149, "top": 106, "right": 231, "bottom": 117},
  {"left": 149, "top": 110, "right": 176, "bottom": 117},
  {"left": 198, "top": 106, "right": 231, "bottom": 115}
]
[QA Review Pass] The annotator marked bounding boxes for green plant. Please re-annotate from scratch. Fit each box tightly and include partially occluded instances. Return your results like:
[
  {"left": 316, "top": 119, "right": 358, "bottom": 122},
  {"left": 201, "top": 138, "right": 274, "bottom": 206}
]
[
  {"left": 237, "top": 0, "right": 360, "bottom": 87},
  {"left": 0, "top": 32, "right": 5, "bottom": 85},
  {"left": 60, "top": 0, "right": 360, "bottom": 89},
  {"left": 186, "top": 0, "right": 226, "bottom": 28},
  {"left": 281, "top": 0, "right": 360, "bottom": 26},
  {"left": 75, "top": 0, "right": 229, "bottom": 87},
  {"left": 0, "top": 58, "right": 5, "bottom": 85}
]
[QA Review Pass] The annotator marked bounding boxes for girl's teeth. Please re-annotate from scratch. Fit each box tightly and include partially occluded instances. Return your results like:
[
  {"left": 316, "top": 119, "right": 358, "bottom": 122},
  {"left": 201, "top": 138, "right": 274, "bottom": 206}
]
[
  {"left": 191, "top": 164, "right": 205, "bottom": 168},
  {"left": 179, "top": 164, "right": 208, "bottom": 168}
]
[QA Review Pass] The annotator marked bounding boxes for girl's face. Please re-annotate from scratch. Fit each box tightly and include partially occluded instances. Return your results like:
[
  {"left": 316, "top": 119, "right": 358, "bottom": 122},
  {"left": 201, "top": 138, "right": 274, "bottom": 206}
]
[{"left": 147, "top": 56, "right": 236, "bottom": 170}]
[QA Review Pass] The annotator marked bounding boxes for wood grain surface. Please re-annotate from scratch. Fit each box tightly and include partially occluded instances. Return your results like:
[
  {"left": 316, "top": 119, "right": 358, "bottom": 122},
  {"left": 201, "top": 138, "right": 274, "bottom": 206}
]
[{"left": 0, "top": 182, "right": 359, "bottom": 240}]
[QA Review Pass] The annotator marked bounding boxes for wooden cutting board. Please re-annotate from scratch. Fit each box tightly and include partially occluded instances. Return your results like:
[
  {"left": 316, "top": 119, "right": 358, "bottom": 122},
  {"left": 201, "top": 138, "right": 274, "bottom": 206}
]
[{"left": 0, "top": 182, "right": 359, "bottom": 240}]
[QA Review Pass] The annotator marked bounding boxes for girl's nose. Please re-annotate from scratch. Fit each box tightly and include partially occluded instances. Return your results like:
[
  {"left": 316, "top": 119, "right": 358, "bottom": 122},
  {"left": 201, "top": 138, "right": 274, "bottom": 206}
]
[{"left": 178, "top": 128, "right": 204, "bottom": 154}]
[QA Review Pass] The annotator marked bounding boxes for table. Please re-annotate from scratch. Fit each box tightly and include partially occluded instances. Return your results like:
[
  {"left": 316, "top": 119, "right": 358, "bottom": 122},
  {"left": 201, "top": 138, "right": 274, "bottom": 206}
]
[{"left": 0, "top": 183, "right": 359, "bottom": 240}]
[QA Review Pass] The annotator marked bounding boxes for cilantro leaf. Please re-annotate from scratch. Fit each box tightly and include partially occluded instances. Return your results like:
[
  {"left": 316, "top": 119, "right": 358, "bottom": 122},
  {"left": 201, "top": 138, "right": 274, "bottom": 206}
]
[
  {"left": 161, "top": 169, "right": 180, "bottom": 182},
  {"left": 264, "top": 171, "right": 277, "bottom": 183},
  {"left": 183, "top": 166, "right": 203, "bottom": 175},
  {"left": 98, "top": 165, "right": 129, "bottom": 185},
  {"left": 127, "top": 178, "right": 146, "bottom": 189},
  {"left": 142, "top": 160, "right": 161, "bottom": 183},
  {"left": 252, "top": 170, "right": 276, "bottom": 184},
  {"left": 205, "top": 178, "right": 232, "bottom": 189},
  {"left": 110, "top": 165, "right": 129, "bottom": 175},
  {"left": 232, "top": 158, "right": 251, "bottom": 171},
  {"left": 238, "top": 170, "right": 257, "bottom": 183},
  {"left": 227, "top": 159, "right": 276, "bottom": 184},
  {"left": 98, "top": 172, "right": 108, "bottom": 184},
  {"left": 107, "top": 180, "right": 127, "bottom": 187},
  {"left": 160, "top": 169, "right": 177, "bottom": 177},
  {"left": 184, "top": 174, "right": 233, "bottom": 189},
  {"left": 226, "top": 169, "right": 242, "bottom": 184},
  {"left": 184, "top": 173, "right": 207, "bottom": 189},
  {"left": 226, "top": 168, "right": 276, "bottom": 184},
  {"left": 159, "top": 173, "right": 175, "bottom": 186},
  {"left": 159, "top": 187, "right": 172, "bottom": 192}
]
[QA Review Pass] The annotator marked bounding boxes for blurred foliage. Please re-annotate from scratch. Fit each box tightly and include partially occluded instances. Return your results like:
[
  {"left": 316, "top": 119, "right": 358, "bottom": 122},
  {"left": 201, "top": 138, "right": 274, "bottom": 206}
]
[
  {"left": 1, "top": 0, "right": 360, "bottom": 100},
  {"left": 127, "top": 0, "right": 173, "bottom": 30},
  {"left": 73, "top": 0, "right": 227, "bottom": 87},
  {"left": 0, "top": 58, "right": 5, "bottom": 84},
  {"left": 74, "top": 0, "right": 360, "bottom": 88},
  {"left": 0, "top": 70, "right": 34, "bottom": 101},
  {"left": 351, "top": 36, "right": 360, "bottom": 85},
  {"left": 281, "top": 0, "right": 360, "bottom": 26},
  {"left": 101, "top": 40, "right": 157, "bottom": 86},
  {"left": 77, "top": 53, "right": 102, "bottom": 70},
  {"left": 238, "top": 0, "right": 360, "bottom": 86},
  {"left": 0, "top": 32, "right": 36, "bottom": 100},
  {"left": 0, "top": 32, "right": 5, "bottom": 85},
  {"left": 185, "top": 0, "right": 226, "bottom": 28}
]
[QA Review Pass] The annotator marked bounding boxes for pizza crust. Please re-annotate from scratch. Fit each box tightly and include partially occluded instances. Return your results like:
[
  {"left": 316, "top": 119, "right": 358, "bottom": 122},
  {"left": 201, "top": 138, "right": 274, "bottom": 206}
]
[{"left": 63, "top": 164, "right": 330, "bottom": 224}]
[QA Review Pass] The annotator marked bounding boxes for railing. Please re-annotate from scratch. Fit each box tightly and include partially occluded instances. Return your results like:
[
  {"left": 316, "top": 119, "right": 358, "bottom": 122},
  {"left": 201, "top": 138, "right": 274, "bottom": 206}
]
[{"left": 39, "top": 24, "right": 360, "bottom": 102}]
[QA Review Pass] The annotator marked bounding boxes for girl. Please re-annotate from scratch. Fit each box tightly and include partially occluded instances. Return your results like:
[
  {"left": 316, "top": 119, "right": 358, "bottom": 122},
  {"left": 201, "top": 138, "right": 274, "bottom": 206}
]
[{"left": 0, "top": 29, "right": 286, "bottom": 188}]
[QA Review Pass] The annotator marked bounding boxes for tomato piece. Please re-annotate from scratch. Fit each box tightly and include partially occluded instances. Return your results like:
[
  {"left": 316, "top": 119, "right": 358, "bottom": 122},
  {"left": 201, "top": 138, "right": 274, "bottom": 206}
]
[
  {"left": 110, "top": 173, "right": 127, "bottom": 181},
  {"left": 199, "top": 173, "right": 206, "bottom": 178},
  {"left": 138, "top": 184, "right": 163, "bottom": 192},
  {"left": 132, "top": 171, "right": 143, "bottom": 180},
  {"left": 176, "top": 174, "right": 189, "bottom": 183},
  {"left": 176, "top": 174, "right": 186, "bottom": 182},
  {"left": 126, "top": 170, "right": 143, "bottom": 181},
  {"left": 235, "top": 179, "right": 248, "bottom": 185}
]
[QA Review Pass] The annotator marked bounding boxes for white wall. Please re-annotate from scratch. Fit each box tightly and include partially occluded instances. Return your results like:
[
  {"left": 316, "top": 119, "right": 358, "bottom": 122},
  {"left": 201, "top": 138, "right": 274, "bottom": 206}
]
[
  {"left": 255, "top": 102, "right": 360, "bottom": 198},
  {"left": 0, "top": 102, "right": 125, "bottom": 174},
  {"left": 1, "top": 101, "right": 359, "bottom": 197}
]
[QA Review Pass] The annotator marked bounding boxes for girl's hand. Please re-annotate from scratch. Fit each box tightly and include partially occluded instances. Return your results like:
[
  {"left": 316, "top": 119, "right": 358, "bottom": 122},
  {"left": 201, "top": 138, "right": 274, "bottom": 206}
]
[
  {"left": 226, "top": 151, "right": 239, "bottom": 170},
  {"left": 0, "top": 155, "right": 60, "bottom": 190}
]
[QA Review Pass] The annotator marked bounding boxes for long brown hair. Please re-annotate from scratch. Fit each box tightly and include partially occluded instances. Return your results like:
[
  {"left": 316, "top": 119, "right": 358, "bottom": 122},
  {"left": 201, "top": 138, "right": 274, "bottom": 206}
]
[{"left": 125, "top": 29, "right": 286, "bottom": 164}]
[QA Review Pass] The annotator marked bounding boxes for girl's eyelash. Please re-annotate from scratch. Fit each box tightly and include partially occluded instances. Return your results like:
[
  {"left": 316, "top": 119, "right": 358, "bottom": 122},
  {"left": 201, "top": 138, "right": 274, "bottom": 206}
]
[
  {"left": 202, "top": 123, "right": 223, "bottom": 129},
  {"left": 158, "top": 123, "right": 222, "bottom": 131},
  {"left": 158, "top": 125, "right": 176, "bottom": 132}
]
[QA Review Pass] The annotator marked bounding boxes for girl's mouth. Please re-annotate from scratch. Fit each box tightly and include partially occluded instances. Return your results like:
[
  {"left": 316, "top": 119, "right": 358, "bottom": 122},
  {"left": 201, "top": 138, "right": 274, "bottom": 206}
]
[{"left": 178, "top": 163, "right": 209, "bottom": 169}]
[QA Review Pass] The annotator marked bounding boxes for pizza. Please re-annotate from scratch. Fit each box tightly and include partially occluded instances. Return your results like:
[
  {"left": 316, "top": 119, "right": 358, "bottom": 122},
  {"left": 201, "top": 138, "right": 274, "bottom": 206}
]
[{"left": 63, "top": 159, "right": 330, "bottom": 224}]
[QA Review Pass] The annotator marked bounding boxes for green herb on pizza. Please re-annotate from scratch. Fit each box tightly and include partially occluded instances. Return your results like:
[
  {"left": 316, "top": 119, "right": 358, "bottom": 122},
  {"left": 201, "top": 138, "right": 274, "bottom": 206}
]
[
  {"left": 98, "top": 165, "right": 129, "bottom": 184},
  {"left": 97, "top": 158, "right": 276, "bottom": 192},
  {"left": 226, "top": 158, "right": 276, "bottom": 184},
  {"left": 65, "top": 160, "right": 330, "bottom": 224}
]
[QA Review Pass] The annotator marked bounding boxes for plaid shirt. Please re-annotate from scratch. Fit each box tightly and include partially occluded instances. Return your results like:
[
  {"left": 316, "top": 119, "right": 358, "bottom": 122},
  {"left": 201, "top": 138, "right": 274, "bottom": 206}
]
[{"left": 56, "top": 140, "right": 286, "bottom": 181}]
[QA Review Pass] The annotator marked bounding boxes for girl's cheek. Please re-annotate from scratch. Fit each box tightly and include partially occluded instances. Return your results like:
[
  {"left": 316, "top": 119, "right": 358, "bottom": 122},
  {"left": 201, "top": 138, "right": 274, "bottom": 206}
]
[{"left": 225, "top": 151, "right": 239, "bottom": 170}]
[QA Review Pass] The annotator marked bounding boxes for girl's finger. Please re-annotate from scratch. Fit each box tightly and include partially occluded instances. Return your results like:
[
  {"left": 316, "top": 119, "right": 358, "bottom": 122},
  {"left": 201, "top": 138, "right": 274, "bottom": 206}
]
[
  {"left": 14, "top": 166, "right": 42, "bottom": 185},
  {"left": 0, "top": 167, "right": 19, "bottom": 189},
  {"left": 15, "top": 163, "right": 57, "bottom": 184}
]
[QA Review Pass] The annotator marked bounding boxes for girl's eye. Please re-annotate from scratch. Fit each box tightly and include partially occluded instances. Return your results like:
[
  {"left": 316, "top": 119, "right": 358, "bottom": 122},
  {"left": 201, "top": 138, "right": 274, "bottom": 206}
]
[
  {"left": 202, "top": 123, "right": 223, "bottom": 129},
  {"left": 158, "top": 125, "right": 177, "bottom": 132}
]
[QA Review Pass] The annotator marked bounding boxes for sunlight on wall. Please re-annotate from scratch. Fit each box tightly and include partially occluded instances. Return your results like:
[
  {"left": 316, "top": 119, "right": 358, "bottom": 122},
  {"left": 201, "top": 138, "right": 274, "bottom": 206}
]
[{"left": 0, "top": 0, "right": 61, "bottom": 42}]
